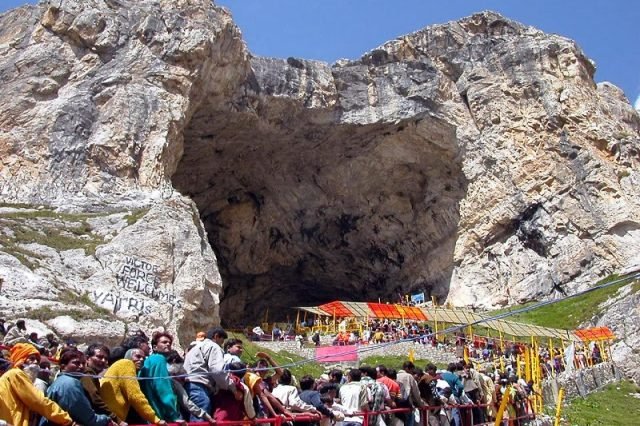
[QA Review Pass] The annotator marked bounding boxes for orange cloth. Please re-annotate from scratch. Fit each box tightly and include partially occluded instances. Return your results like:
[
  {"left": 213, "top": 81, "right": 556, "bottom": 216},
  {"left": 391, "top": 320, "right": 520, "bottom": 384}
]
[
  {"left": 9, "top": 343, "right": 40, "bottom": 368},
  {"left": 243, "top": 372, "right": 263, "bottom": 397}
]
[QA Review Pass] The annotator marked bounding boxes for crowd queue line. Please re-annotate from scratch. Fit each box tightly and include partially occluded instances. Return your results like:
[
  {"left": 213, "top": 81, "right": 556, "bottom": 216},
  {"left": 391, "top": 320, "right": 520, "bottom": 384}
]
[
  {"left": 0, "top": 317, "right": 546, "bottom": 426},
  {"left": 248, "top": 316, "right": 609, "bottom": 379}
]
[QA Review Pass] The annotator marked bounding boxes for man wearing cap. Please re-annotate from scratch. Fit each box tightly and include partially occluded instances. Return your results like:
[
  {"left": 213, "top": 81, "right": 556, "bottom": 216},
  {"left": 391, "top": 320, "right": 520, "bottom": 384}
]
[
  {"left": 0, "top": 343, "right": 74, "bottom": 426},
  {"left": 184, "top": 327, "right": 236, "bottom": 420}
]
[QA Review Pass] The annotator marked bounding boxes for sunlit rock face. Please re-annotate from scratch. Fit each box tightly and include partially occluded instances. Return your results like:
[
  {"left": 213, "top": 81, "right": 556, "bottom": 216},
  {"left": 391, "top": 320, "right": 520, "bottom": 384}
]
[
  {"left": 0, "top": 0, "right": 240, "bottom": 345},
  {"left": 0, "top": 1, "right": 639, "bottom": 347},
  {"left": 176, "top": 12, "right": 640, "bottom": 323}
]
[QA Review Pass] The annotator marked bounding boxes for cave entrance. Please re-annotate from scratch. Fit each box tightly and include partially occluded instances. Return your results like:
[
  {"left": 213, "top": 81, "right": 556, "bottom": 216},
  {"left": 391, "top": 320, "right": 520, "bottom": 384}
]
[{"left": 172, "top": 103, "right": 466, "bottom": 326}]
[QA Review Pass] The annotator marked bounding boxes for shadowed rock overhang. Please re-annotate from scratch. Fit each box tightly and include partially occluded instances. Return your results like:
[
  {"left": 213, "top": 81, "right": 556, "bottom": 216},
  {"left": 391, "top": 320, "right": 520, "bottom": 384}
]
[{"left": 172, "top": 68, "right": 467, "bottom": 324}]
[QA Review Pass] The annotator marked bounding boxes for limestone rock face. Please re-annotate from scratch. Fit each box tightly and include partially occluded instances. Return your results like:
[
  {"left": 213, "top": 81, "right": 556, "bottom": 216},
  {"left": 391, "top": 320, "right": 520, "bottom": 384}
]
[
  {"left": 0, "top": 0, "right": 248, "bottom": 200},
  {"left": 174, "top": 11, "right": 640, "bottom": 323},
  {"left": 0, "top": 195, "right": 220, "bottom": 348},
  {"left": 595, "top": 281, "right": 640, "bottom": 382},
  {"left": 0, "top": 1, "right": 639, "bottom": 360},
  {"left": 0, "top": 0, "right": 239, "bottom": 344},
  {"left": 46, "top": 316, "right": 127, "bottom": 348}
]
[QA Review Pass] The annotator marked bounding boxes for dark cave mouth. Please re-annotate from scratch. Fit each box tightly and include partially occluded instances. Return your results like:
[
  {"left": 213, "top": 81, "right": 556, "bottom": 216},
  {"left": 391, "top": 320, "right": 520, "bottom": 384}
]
[{"left": 171, "top": 109, "right": 467, "bottom": 325}]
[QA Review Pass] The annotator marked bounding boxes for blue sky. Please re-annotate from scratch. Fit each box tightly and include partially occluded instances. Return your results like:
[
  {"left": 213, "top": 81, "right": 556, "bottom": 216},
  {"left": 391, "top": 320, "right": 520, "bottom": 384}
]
[{"left": 3, "top": 0, "right": 639, "bottom": 108}]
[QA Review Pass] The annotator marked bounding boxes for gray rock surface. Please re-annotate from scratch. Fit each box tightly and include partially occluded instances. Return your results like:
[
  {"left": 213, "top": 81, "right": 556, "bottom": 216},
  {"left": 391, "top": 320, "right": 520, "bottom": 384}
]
[
  {"left": 542, "top": 361, "right": 623, "bottom": 404},
  {"left": 0, "top": 194, "right": 220, "bottom": 348},
  {"left": 593, "top": 281, "right": 640, "bottom": 382},
  {"left": 0, "top": 1, "right": 638, "bottom": 368},
  {"left": 173, "top": 11, "right": 640, "bottom": 323}
]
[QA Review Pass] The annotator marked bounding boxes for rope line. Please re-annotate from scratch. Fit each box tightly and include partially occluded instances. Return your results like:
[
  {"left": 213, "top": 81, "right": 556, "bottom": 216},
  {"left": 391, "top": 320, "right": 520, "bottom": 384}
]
[{"left": 11, "top": 272, "right": 639, "bottom": 381}]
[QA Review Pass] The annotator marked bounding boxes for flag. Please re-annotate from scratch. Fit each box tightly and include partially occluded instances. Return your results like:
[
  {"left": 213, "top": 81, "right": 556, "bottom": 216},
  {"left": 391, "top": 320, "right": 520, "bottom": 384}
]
[{"left": 564, "top": 343, "right": 575, "bottom": 373}]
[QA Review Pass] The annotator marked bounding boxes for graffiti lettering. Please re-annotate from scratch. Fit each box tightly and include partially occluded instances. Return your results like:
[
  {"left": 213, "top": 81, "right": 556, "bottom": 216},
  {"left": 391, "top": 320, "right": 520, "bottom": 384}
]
[
  {"left": 125, "top": 256, "right": 159, "bottom": 272},
  {"left": 92, "top": 290, "right": 153, "bottom": 315},
  {"left": 108, "top": 256, "right": 184, "bottom": 311}
]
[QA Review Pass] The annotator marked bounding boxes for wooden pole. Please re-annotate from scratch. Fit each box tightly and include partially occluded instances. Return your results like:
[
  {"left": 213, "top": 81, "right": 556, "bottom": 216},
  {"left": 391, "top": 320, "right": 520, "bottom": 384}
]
[
  {"left": 604, "top": 339, "right": 612, "bottom": 362},
  {"left": 432, "top": 296, "right": 439, "bottom": 343},
  {"left": 559, "top": 339, "right": 567, "bottom": 371},
  {"left": 533, "top": 340, "right": 543, "bottom": 411},
  {"left": 494, "top": 385, "right": 511, "bottom": 426},
  {"left": 499, "top": 330, "right": 505, "bottom": 372},
  {"left": 554, "top": 388, "right": 565, "bottom": 426},
  {"left": 333, "top": 308, "right": 336, "bottom": 333}
]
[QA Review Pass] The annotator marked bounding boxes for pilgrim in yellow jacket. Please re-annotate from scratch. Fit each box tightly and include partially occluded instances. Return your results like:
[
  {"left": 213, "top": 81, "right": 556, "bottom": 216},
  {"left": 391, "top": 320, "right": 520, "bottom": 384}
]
[
  {"left": 100, "top": 359, "right": 162, "bottom": 423},
  {"left": 0, "top": 368, "right": 72, "bottom": 426}
]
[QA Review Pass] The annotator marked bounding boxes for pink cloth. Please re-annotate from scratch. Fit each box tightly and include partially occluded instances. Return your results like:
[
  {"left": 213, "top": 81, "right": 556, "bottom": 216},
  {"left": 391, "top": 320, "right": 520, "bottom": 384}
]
[{"left": 314, "top": 345, "right": 358, "bottom": 363}]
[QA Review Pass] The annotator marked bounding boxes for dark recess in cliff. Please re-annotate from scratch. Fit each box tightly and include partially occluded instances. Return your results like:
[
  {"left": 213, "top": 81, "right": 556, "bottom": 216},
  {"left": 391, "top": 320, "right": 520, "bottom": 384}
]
[{"left": 172, "top": 94, "right": 467, "bottom": 324}]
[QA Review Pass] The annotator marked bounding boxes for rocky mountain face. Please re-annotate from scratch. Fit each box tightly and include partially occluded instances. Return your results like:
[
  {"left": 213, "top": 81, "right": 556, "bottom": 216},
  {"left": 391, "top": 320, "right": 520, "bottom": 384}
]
[{"left": 0, "top": 0, "right": 638, "bottom": 368}]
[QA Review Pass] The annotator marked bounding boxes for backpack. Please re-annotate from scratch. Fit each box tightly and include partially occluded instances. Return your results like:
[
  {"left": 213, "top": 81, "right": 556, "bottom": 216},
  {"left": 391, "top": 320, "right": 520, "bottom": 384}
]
[{"left": 360, "top": 378, "right": 385, "bottom": 426}]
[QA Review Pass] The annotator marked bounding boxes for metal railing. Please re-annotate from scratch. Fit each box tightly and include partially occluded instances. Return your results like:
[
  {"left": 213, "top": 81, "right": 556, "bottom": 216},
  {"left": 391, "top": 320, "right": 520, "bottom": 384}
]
[{"left": 132, "top": 401, "right": 538, "bottom": 426}]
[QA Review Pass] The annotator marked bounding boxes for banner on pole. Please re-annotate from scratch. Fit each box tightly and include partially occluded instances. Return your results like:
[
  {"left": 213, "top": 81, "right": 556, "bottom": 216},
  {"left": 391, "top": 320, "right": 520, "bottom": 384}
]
[{"left": 410, "top": 292, "right": 425, "bottom": 304}]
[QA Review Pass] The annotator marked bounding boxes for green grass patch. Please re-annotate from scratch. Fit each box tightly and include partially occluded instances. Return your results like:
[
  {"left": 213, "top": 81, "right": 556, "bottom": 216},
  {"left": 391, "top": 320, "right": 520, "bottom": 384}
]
[
  {"left": 360, "top": 354, "right": 448, "bottom": 370},
  {"left": 561, "top": 380, "right": 640, "bottom": 425},
  {"left": 25, "top": 305, "right": 112, "bottom": 322},
  {"left": 0, "top": 211, "right": 104, "bottom": 256},
  {"left": 13, "top": 225, "right": 103, "bottom": 255},
  {"left": 0, "top": 208, "right": 102, "bottom": 221},
  {"left": 0, "top": 240, "right": 44, "bottom": 269},
  {"left": 24, "top": 289, "right": 113, "bottom": 322},
  {"left": 0, "top": 248, "right": 38, "bottom": 270},
  {"left": 0, "top": 202, "right": 37, "bottom": 209},
  {"left": 57, "top": 291, "right": 113, "bottom": 317},
  {"left": 228, "top": 332, "right": 325, "bottom": 378},
  {"left": 124, "top": 208, "right": 150, "bottom": 226},
  {"left": 489, "top": 275, "right": 639, "bottom": 329}
]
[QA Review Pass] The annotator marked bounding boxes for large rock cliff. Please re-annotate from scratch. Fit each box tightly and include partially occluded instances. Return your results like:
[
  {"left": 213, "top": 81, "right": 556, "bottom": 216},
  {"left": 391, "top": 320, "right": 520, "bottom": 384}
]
[{"left": 0, "top": 0, "right": 638, "bottom": 356}]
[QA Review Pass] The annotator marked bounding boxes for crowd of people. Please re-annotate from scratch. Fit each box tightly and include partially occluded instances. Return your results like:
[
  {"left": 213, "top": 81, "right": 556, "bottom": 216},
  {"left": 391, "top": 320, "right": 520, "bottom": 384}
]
[
  {"left": 457, "top": 333, "right": 606, "bottom": 379},
  {"left": 331, "top": 320, "right": 436, "bottom": 346},
  {"left": 321, "top": 318, "right": 605, "bottom": 383},
  {"left": 0, "top": 317, "right": 546, "bottom": 426}
]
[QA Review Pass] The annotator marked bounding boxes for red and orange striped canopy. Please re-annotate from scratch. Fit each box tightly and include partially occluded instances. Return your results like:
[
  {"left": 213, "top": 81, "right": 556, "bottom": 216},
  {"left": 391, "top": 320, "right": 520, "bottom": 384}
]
[
  {"left": 314, "top": 300, "right": 428, "bottom": 321},
  {"left": 296, "top": 301, "right": 616, "bottom": 342}
]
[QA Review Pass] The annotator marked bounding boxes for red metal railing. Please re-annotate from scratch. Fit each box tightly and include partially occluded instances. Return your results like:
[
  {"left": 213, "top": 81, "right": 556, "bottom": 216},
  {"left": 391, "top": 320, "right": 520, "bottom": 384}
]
[{"left": 136, "top": 402, "right": 537, "bottom": 426}]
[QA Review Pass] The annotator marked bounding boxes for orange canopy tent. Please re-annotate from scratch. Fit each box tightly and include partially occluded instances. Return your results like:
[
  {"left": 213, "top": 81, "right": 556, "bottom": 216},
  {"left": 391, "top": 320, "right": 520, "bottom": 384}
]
[
  {"left": 573, "top": 327, "right": 616, "bottom": 342},
  {"left": 313, "top": 300, "right": 428, "bottom": 321}
]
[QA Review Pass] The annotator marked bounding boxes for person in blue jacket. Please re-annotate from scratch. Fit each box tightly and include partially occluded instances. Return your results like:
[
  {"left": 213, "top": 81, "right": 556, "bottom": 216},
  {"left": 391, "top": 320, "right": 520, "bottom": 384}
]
[
  {"left": 43, "top": 349, "right": 111, "bottom": 426},
  {"left": 440, "top": 362, "right": 465, "bottom": 426},
  {"left": 139, "top": 332, "right": 181, "bottom": 422}
]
